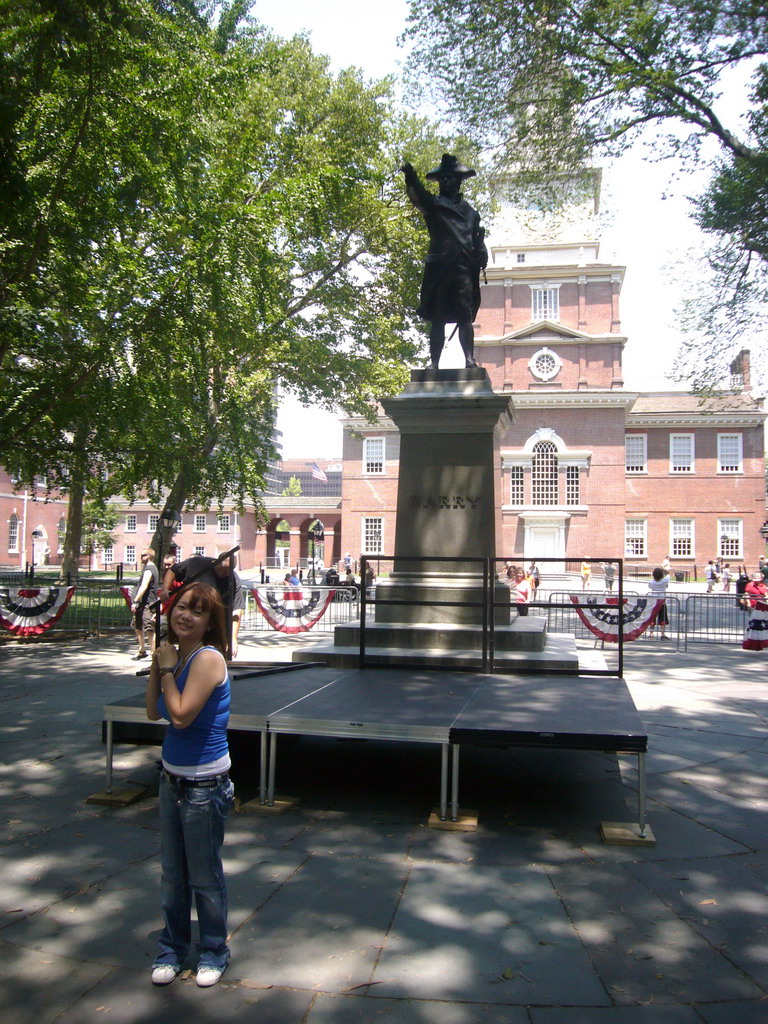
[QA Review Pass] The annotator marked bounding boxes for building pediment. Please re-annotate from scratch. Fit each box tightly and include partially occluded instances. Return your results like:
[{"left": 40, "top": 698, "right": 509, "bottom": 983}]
[{"left": 500, "top": 321, "right": 593, "bottom": 344}]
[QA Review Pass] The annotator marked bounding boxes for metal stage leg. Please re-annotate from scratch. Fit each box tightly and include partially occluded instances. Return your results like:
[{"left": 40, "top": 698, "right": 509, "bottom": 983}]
[
  {"left": 439, "top": 743, "right": 448, "bottom": 820},
  {"left": 105, "top": 719, "right": 114, "bottom": 793},
  {"left": 451, "top": 743, "right": 460, "bottom": 822},
  {"left": 259, "top": 728, "right": 267, "bottom": 805},
  {"left": 638, "top": 751, "right": 647, "bottom": 838},
  {"left": 267, "top": 732, "right": 277, "bottom": 807}
]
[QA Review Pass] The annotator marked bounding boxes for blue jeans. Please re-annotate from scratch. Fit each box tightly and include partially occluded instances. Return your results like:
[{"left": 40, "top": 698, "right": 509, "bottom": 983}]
[{"left": 154, "top": 771, "right": 234, "bottom": 970}]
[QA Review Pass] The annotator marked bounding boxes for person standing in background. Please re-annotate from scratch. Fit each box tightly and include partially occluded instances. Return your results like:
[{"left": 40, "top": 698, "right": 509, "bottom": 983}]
[
  {"left": 580, "top": 560, "right": 591, "bottom": 590},
  {"left": 162, "top": 554, "right": 243, "bottom": 660},
  {"left": 721, "top": 563, "right": 732, "bottom": 593},
  {"left": 602, "top": 561, "right": 616, "bottom": 592},
  {"left": 513, "top": 568, "right": 532, "bottom": 616},
  {"left": 647, "top": 566, "right": 671, "bottom": 641},
  {"left": 743, "top": 572, "right": 768, "bottom": 651},
  {"left": 131, "top": 548, "right": 159, "bottom": 660}
]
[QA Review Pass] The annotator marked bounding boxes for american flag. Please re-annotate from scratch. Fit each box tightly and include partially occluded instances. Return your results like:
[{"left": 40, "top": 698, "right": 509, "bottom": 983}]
[{"left": 311, "top": 462, "right": 328, "bottom": 483}]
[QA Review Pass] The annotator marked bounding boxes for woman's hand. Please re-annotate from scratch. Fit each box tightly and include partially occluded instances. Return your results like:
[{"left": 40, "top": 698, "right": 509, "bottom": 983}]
[{"left": 155, "top": 639, "right": 178, "bottom": 675}]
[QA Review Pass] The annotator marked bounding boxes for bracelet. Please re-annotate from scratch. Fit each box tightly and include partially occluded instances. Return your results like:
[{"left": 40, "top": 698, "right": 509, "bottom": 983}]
[{"left": 160, "top": 666, "right": 176, "bottom": 676}]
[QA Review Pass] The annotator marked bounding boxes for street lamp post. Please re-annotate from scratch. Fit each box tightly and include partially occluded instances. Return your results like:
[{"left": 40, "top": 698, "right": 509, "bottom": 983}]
[
  {"left": 308, "top": 520, "right": 324, "bottom": 584},
  {"left": 160, "top": 506, "right": 181, "bottom": 564}
]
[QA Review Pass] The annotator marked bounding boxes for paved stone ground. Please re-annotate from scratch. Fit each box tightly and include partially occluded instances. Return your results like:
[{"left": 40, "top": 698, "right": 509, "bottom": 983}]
[{"left": 1, "top": 632, "right": 766, "bottom": 1023}]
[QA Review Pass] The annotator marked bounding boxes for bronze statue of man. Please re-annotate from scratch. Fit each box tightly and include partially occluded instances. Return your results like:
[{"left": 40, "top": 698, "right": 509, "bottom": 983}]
[{"left": 401, "top": 154, "right": 488, "bottom": 369}]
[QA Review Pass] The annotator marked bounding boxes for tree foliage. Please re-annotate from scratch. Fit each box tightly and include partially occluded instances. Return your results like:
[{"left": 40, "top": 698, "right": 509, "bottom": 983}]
[
  {"left": 80, "top": 495, "right": 119, "bottom": 561},
  {"left": 404, "top": 0, "right": 768, "bottom": 388},
  {"left": 404, "top": 1, "right": 766, "bottom": 181},
  {"left": 1, "top": 1, "right": 464, "bottom": 568},
  {"left": 282, "top": 475, "right": 302, "bottom": 497}
]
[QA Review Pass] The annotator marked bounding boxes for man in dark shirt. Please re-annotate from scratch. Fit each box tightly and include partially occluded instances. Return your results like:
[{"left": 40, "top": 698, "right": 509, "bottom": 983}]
[
  {"left": 131, "top": 548, "right": 159, "bottom": 660},
  {"left": 162, "top": 554, "right": 244, "bottom": 658},
  {"left": 401, "top": 154, "right": 487, "bottom": 369}
]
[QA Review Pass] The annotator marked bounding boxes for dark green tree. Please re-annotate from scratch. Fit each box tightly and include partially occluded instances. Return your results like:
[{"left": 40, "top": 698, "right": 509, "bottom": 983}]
[{"left": 1, "top": 2, "right": 464, "bottom": 570}]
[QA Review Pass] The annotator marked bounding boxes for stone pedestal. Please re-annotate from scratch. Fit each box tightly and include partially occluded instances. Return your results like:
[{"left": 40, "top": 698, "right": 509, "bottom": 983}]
[
  {"left": 291, "top": 365, "right": 587, "bottom": 670},
  {"left": 375, "top": 367, "right": 514, "bottom": 626}
]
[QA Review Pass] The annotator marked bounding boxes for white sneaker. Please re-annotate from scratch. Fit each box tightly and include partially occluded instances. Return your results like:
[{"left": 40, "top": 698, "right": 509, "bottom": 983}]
[
  {"left": 196, "top": 965, "right": 225, "bottom": 987},
  {"left": 151, "top": 964, "right": 180, "bottom": 985}
]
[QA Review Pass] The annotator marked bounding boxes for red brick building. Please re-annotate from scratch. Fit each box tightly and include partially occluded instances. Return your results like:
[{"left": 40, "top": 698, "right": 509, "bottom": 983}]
[
  {"left": 3, "top": 243, "right": 764, "bottom": 578},
  {"left": 340, "top": 240, "right": 766, "bottom": 573},
  {"left": 0, "top": 471, "right": 68, "bottom": 571},
  {"left": 1, "top": 467, "right": 341, "bottom": 577}
]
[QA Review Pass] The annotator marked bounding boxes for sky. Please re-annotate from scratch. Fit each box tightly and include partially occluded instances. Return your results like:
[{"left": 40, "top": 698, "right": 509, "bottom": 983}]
[{"left": 257, "top": 0, "right": 745, "bottom": 458}]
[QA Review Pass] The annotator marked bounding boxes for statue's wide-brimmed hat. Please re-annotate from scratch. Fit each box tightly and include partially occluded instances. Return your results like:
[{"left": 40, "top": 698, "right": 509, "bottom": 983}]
[{"left": 426, "top": 153, "right": 476, "bottom": 180}]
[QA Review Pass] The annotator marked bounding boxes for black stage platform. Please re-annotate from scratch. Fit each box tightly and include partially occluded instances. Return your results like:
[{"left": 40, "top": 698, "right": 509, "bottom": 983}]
[{"left": 102, "top": 665, "right": 648, "bottom": 828}]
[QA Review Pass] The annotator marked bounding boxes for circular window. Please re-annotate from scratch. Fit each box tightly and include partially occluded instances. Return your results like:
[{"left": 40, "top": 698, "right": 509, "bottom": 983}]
[{"left": 529, "top": 347, "right": 562, "bottom": 382}]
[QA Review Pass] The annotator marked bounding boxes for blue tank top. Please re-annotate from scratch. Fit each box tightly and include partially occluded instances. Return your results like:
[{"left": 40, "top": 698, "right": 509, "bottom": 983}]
[{"left": 158, "top": 647, "right": 230, "bottom": 770}]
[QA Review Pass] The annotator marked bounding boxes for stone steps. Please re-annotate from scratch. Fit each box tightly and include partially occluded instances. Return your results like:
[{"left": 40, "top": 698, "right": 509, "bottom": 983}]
[
  {"left": 292, "top": 632, "right": 579, "bottom": 673},
  {"left": 333, "top": 615, "right": 548, "bottom": 653}
]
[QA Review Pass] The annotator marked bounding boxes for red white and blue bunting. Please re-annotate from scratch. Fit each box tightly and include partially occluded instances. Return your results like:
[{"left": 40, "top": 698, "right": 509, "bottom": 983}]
[
  {"left": 251, "top": 586, "right": 336, "bottom": 634},
  {"left": 570, "top": 594, "right": 663, "bottom": 643},
  {"left": 0, "top": 586, "right": 77, "bottom": 637}
]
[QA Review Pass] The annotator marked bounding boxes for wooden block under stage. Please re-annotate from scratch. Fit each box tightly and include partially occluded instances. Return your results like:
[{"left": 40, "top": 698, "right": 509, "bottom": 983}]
[
  {"left": 86, "top": 785, "right": 147, "bottom": 807},
  {"left": 428, "top": 807, "right": 478, "bottom": 832},
  {"left": 236, "top": 795, "right": 298, "bottom": 815},
  {"left": 600, "top": 821, "right": 656, "bottom": 846}
]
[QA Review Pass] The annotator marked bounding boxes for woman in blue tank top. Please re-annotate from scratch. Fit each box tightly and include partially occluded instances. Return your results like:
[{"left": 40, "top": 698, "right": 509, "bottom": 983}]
[{"left": 145, "top": 582, "right": 233, "bottom": 988}]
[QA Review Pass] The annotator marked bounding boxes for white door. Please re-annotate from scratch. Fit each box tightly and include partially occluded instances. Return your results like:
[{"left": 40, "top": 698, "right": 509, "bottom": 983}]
[
  {"left": 526, "top": 527, "right": 564, "bottom": 574},
  {"left": 32, "top": 529, "right": 49, "bottom": 566}
]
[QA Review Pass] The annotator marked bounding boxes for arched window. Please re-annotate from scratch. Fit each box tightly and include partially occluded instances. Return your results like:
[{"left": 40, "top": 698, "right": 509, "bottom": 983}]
[
  {"left": 532, "top": 441, "right": 558, "bottom": 505},
  {"left": 8, "top": 513, "right": 19, "bottom": 552}
]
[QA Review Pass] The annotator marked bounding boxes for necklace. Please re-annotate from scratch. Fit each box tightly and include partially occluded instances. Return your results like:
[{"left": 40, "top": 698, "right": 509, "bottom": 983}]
[{"left": 175, "top": 641, "right": 204, "bottom": 677}]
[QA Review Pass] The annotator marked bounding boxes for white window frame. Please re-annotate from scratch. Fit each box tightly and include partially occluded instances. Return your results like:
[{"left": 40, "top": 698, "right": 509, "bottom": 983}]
[
  {"left": 57, "top": 516, "right": 66, "bottom": 553},
  {"left": 718, "top": 518, "right": 742, "bottom": 558},
  {"left": 531, "top": 440, "right": 559, "bottom": 506},
  {"left": 509, "top": 466, "right": 524, "bottom": 505},
  {"left": 125, "top": 544, "right": 136, "bottom": 565},
  {"left": 528, "top": 346, "right": 562, "bottom": 382},
  {"left": 363, "top": 437, "right": 385, "bottom": 475},
  {"left": 717, "top": 433, "right": 743, "bottom": 473},
  {"left": 625, "top": 434, "right": 647, "bottom": 473},
  {"left": 125, "top": 514, "right": 137, "bottom": 533},
  {"left": 193, "top": 514, "right": 206, "bottom": 533},
  {"left": 361, "top": 516, "right": 384, "bottom": 555},
  {"left": 148, "top": 514, "right": 159, "bottom": 533},
  {"left": 217, "top": 514, "right": 230, "bottom": 533},
  {"left": 194, "top": 545, "right": 206, "bottom": 557},
  {"left": 670, "top": 433, "right": 695, "bottom": 474},
  {"left": 670, "top": 518, "right": 694, "bottom": 558},
  {"left": 565, "top": 465, "right": 580, "bottom": 506},
  {"left": 625, "top": 519, "right": 647, "bottom": 558},
  {"left": 8, "top": 513, "right": 19, "bottom": 553},
  {"left": 103, "top": 544, "right": 114, "bottom": 566},
  {"left": 530, "top": 285, "right": 560, "bottom": 322}
]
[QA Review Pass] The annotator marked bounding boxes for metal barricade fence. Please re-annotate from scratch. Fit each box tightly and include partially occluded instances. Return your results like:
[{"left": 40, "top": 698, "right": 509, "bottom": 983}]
[
  {"left": 0, "top": 579, "right": 135, "bottom": 640},
  {"left": 0, "top": 580, "right": 360, "bottom": 642},
  {"left": 0, "top": 578, "right": 751, "bottom": 650},
  {"left": 683, "top": 593, "right": 750, "bottom": 649},
  {"left": 545, "top": 591, "right": 684, "bottom": 654}
]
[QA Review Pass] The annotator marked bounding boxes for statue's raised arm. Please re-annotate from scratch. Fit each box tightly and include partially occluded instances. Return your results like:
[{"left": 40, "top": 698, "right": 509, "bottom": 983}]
[{"left": 400, "top": 154, "right": 487, "bottom": 369}]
